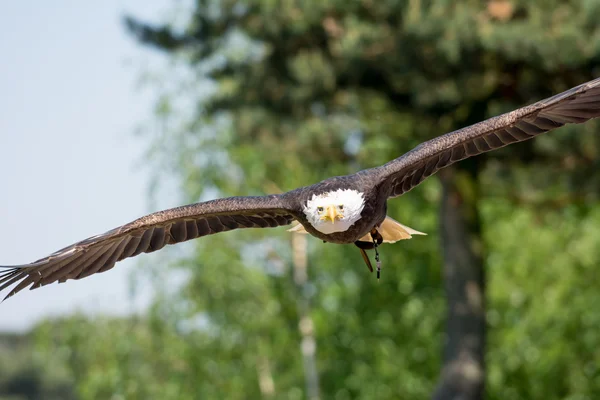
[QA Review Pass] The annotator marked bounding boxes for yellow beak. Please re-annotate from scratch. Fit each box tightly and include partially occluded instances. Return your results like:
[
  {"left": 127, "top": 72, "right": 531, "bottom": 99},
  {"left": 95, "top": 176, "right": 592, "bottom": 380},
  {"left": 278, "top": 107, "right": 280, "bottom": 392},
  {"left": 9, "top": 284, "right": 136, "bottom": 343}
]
[{"left": 320, "top": 205, "right": 341, "bottom": 223}]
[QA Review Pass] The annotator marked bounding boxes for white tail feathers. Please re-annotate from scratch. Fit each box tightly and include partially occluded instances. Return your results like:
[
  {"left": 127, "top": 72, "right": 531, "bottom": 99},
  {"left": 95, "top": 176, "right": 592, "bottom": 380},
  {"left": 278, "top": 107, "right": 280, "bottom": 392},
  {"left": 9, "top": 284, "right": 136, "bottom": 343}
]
[
  {"left": 288, "top": 216, "right": 426, "bottom": 243},
  {"left": 287, "top": 223, "right": 307, "bottom": 234},
  {"left": 361, "top": 216, "right": 426, "bottom": 243}
]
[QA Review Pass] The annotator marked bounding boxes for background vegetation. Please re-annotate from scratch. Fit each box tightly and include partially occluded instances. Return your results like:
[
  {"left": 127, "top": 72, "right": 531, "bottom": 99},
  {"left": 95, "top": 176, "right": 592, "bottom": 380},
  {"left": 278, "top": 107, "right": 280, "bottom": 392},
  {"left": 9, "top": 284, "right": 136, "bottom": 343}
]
[{"left": 2, "top": 1, "right": 600, "bottom": 399}]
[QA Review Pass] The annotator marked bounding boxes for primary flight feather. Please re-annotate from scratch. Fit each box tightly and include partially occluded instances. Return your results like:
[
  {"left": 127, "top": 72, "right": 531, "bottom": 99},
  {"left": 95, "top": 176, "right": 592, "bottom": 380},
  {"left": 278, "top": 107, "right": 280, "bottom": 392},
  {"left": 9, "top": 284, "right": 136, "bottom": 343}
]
[{"left": 2, "top": 77, "right": 600, "bottom": 299}]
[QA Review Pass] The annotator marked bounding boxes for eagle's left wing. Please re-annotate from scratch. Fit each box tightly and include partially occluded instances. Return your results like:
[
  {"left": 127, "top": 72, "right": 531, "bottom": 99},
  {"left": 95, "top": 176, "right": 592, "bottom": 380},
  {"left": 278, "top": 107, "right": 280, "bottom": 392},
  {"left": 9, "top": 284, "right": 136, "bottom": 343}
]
[
  {"left": 0, "top": 195, "right": 297, "bottom": 300},
  {"left": 369, "top": 77, "right": 600, "bottom": 198}
]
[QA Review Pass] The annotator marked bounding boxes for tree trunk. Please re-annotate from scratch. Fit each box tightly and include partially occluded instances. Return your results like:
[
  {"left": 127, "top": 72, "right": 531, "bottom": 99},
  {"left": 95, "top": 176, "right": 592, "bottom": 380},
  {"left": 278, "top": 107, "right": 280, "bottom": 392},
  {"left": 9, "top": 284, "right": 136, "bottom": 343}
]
[
  {"left": 292, "top": 233, "right": 321, "bottom": 400},
  {"left": 432, "top": 163, "right": 486, "bottom": 400}
]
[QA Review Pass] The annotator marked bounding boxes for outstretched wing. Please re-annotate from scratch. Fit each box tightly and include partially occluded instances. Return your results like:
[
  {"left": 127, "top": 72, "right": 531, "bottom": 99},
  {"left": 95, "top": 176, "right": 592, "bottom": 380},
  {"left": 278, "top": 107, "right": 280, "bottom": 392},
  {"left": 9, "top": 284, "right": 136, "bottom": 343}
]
[
  {"left": 0, "top": 195, "right": 296, "bottom": 300},
  {"left": 370, "top": 77, "right": 600, "bottom": 198}
]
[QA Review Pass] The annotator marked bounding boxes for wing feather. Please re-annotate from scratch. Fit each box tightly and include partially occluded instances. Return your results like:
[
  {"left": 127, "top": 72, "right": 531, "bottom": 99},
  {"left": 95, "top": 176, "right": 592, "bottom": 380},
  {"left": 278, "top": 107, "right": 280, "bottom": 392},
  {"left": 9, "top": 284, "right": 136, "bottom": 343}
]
[
  {"left": 0, "top": 195, "right": 296, "bottom": 300},
  {"left": 369, "top": 77, "right": 600, "bottom": 197}
]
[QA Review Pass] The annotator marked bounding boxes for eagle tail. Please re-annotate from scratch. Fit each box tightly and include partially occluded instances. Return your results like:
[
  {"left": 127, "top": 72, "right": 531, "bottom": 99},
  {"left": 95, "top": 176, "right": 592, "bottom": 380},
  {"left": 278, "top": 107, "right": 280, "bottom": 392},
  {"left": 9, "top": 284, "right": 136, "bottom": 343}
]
[{"left": 358, "top": 216, "right": 426, "bottom": 244}]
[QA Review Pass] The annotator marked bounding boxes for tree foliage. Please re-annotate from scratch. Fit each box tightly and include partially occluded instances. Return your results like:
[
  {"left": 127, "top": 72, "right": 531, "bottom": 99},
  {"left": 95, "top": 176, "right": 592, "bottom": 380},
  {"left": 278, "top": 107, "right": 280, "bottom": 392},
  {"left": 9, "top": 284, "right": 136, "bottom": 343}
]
[{"left": 0, "top": 331, "right": 75, "bottom": 400}]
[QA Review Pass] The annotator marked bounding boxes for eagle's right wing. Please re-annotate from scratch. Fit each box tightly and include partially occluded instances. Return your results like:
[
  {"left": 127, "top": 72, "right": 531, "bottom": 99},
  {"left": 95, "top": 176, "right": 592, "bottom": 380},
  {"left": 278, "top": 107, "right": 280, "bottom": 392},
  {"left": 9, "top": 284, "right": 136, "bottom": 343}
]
[
  {"left": 0, "top": 195, "right": 297, "bottom": 300},
  {"left": 370, "top": 77, "right": 600, "bottom": 198}
]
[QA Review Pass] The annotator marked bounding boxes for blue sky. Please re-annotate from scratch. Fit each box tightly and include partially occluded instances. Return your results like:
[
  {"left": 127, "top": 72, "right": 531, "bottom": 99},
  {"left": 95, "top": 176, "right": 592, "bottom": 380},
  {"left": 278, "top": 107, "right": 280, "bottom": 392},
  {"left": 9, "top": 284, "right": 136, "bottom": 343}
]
[{"left": 0, "top": 1, "right": 176, "bottom": 331}]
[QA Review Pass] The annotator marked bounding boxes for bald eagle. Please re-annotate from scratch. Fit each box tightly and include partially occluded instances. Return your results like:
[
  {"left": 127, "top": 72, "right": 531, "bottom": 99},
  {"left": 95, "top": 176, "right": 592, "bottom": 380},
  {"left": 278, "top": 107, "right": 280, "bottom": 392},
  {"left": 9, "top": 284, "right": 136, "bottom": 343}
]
[{"left": 2, "top": 77, "right": 600, "bottom": 300}]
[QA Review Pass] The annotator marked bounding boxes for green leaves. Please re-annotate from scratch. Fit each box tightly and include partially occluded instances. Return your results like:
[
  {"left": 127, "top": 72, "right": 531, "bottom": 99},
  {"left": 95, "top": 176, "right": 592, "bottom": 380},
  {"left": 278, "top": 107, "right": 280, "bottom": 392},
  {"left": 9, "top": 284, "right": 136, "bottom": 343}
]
[{"left": 485, "top": 203, "right": 600, "bottom": 399}]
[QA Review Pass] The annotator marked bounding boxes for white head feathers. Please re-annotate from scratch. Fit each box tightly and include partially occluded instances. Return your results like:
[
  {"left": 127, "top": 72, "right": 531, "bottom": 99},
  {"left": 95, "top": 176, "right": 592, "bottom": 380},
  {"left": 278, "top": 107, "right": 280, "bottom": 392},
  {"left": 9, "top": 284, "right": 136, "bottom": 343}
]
[{"left": 303, "top": 189, "right": 365, "bottom": 234}]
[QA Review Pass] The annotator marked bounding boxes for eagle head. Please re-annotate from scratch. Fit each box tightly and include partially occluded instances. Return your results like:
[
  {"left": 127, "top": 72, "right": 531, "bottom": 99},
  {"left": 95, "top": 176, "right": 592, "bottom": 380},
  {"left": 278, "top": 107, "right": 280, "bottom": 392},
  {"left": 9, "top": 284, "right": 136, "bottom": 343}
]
[{"left": 303, "top": 189, "right": 365, "bottom": 234}]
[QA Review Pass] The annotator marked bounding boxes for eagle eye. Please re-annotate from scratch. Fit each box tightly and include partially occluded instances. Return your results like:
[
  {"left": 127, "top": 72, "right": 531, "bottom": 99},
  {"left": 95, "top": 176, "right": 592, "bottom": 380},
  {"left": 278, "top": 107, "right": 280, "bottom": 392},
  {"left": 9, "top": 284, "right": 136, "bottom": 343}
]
[
  {"left": 317, "top": 206, "right": 324, "bottom": 212},
  {"left": 338, "top": 205, "right": 344, "bottom": 210}
]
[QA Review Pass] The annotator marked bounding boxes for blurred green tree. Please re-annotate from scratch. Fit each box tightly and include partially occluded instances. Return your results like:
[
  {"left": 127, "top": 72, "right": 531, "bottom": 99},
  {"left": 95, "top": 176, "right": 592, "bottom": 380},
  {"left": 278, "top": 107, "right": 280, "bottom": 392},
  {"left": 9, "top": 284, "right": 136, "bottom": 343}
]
[
  {"left": 0, "top": 331, "right": 75, "bottom": 400},
  {"left": 33, "top": 1, "right": 600, "bottom": 399}
]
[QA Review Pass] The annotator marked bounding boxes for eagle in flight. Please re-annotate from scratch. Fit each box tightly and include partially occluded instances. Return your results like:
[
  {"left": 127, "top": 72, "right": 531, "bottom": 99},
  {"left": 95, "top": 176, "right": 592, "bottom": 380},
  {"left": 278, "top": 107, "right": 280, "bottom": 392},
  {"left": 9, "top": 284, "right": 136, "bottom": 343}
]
[{"left": 2, "top": 77, "right": 600, "bottom": 300}]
